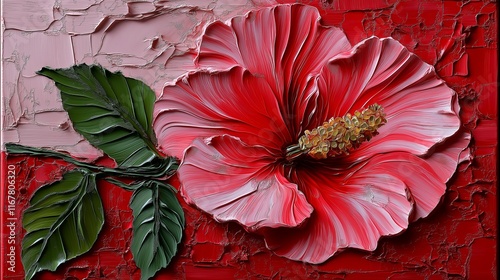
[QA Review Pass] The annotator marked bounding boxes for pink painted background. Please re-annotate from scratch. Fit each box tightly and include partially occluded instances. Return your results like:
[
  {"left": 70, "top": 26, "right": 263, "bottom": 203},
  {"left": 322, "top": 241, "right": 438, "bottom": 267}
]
[{"left": 1, "top": 0, "right": 497, "bottom": 279}]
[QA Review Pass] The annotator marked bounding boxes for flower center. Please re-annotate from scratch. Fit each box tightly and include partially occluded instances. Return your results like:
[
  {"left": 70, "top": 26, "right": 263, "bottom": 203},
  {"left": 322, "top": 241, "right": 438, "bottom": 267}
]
[{"left": 285, "top": 104, "right": 387, "bottom": 161}]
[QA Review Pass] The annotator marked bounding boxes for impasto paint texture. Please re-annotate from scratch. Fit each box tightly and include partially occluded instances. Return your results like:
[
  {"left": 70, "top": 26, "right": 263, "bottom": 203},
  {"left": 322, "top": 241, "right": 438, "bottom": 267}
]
[
  {"left": 1, "top": 0, "right": 497, "bottom": 279},
  {"left": 153, "top": 4, "right": 470, "bottom": 264}
]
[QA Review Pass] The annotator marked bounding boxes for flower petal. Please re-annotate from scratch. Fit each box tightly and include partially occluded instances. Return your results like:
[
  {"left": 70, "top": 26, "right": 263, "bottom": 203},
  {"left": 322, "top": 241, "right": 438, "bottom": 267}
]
[
  {"left": 317, "top": 37, "right": 460, "bottom": 159},
  {"left": 179, "top": 135, "right": 313, "bottom": 230},
  {"left": 387, "top": 131, "right": 471, "bottom": 220},
  {"left": 153, "top": 67, "right": 290, "bottom": 158},
  {"left": 197, "top": 4, "right": 351, "bottom": 134},
  {"left": 263, "top": 156, "right": 414, "bottom": 264}
]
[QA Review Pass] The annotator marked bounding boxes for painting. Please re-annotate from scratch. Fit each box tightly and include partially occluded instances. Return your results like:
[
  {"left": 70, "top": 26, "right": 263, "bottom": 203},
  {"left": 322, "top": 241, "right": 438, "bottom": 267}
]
[{"left": 1, "top": 0, "right": 497, "bottom": 279}]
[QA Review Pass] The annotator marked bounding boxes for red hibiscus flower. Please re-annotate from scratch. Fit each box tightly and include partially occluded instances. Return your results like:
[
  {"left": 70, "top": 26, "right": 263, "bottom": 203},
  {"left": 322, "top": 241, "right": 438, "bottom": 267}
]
[{"left": 153, "top": 4, "right": 470, "bottom": 263}]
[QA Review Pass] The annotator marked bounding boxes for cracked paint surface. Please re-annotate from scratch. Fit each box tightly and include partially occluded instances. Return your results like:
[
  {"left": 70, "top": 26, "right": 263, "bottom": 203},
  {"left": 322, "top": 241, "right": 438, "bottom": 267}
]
[{"left": 1, "top": 0, "right": 497, "bottom": 279}]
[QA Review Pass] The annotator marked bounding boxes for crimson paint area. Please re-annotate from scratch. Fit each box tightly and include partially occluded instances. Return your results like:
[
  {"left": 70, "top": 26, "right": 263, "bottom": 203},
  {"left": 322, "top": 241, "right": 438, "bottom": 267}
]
[{"left": 1, "top": 1, "right": 497, "bottom": 279}]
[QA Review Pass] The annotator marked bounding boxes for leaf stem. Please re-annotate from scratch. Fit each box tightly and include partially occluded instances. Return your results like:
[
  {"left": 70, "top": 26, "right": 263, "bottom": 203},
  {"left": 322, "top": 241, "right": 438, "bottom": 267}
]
[{"left": 5, "top": 143, "right": 177, "bottom": 179}]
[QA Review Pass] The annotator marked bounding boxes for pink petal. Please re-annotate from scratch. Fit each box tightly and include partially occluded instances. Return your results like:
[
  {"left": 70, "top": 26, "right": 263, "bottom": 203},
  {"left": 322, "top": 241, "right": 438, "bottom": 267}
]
[
  {"left": 196, "top": 21, "right": 243, "bottom": 71},
  {"left": 317, "top": 37, "right": 461, "bottom": 160},
  {"left": 263, "top": 156, "right": 414, "bottom": 264},
  {"left": 153, "top": 67, "right": 291, "bottom": 159},
  {"left": 179, "top": 135, "right": 313, "bottom": 231},
  {"left": 197, "top": 4, "right": 351, "bottom": 134}
]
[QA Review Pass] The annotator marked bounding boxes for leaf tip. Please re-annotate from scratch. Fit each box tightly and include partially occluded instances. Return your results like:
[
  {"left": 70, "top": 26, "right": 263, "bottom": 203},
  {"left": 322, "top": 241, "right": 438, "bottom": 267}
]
[{"left": 35, "top": 66, "right": 51, "bottom": 76}]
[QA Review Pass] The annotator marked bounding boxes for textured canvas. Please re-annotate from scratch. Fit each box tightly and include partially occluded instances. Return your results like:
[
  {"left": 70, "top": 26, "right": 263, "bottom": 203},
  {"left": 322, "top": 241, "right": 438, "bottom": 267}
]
[{"left": 1, "top": 0, "right": 497, "bottom": 279}]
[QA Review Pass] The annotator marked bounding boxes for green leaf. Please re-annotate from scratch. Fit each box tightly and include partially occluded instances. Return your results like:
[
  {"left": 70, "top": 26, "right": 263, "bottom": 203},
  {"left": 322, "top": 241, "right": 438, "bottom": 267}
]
[
  {"left": 37, "top": 64, "right": 159, "bottom": 167},
  {"left": 129, "top": 181, "right": 185, "bottom": 280},
  {"left": 22, "top": 170, "right": 104, "bottom": 280}
]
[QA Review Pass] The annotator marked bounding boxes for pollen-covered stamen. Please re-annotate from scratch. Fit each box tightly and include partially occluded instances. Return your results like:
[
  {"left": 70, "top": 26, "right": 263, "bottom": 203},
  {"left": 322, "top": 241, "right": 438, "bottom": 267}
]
[{"left": 286, "top": 104, "right": 387, "bottom": 160}]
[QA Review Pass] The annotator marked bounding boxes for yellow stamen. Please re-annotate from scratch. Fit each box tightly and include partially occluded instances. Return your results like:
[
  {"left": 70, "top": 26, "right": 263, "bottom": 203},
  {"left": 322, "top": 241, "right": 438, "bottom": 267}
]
[{"left": 286, "top": 104, "right": 387, "bottom": 160}]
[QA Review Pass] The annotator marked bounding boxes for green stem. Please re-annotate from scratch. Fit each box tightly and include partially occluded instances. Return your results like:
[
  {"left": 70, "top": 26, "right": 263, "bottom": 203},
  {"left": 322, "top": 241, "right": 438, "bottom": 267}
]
[
  {"left": 5, "top": 143, "right": 177, "bottom": 179},
  {"left": 285, "top": 143, "right": 306, "bottom": 162}
]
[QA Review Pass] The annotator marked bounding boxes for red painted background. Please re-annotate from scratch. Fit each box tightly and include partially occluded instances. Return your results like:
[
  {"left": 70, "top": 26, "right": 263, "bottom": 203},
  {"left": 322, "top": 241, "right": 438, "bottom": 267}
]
[{"left": 2, "top": 0, "right": 497, "bottom": 279}]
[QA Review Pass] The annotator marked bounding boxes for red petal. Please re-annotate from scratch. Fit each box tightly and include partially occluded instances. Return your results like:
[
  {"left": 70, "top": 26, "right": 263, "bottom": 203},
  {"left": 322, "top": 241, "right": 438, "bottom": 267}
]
[
  {"left": 264, "top": 130, "right": 470, "bottom": 262},
  {"left": 153, "top": 67, "right": 290, "bottom": 158},
  {"left": 179, "top": 135, "right": 313, "bottom": 231},
  {"left": 399, "top": 131, "right": 471, "bottom": 220},
  {"left": 197, "top": 4, "right": 351, "bottom": 134},
  {"left": 263, "top": 156, "right": 413, "bottom": 264},
  {"left": 317, "top": 37, "right": 461, "bottom": 159}
]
